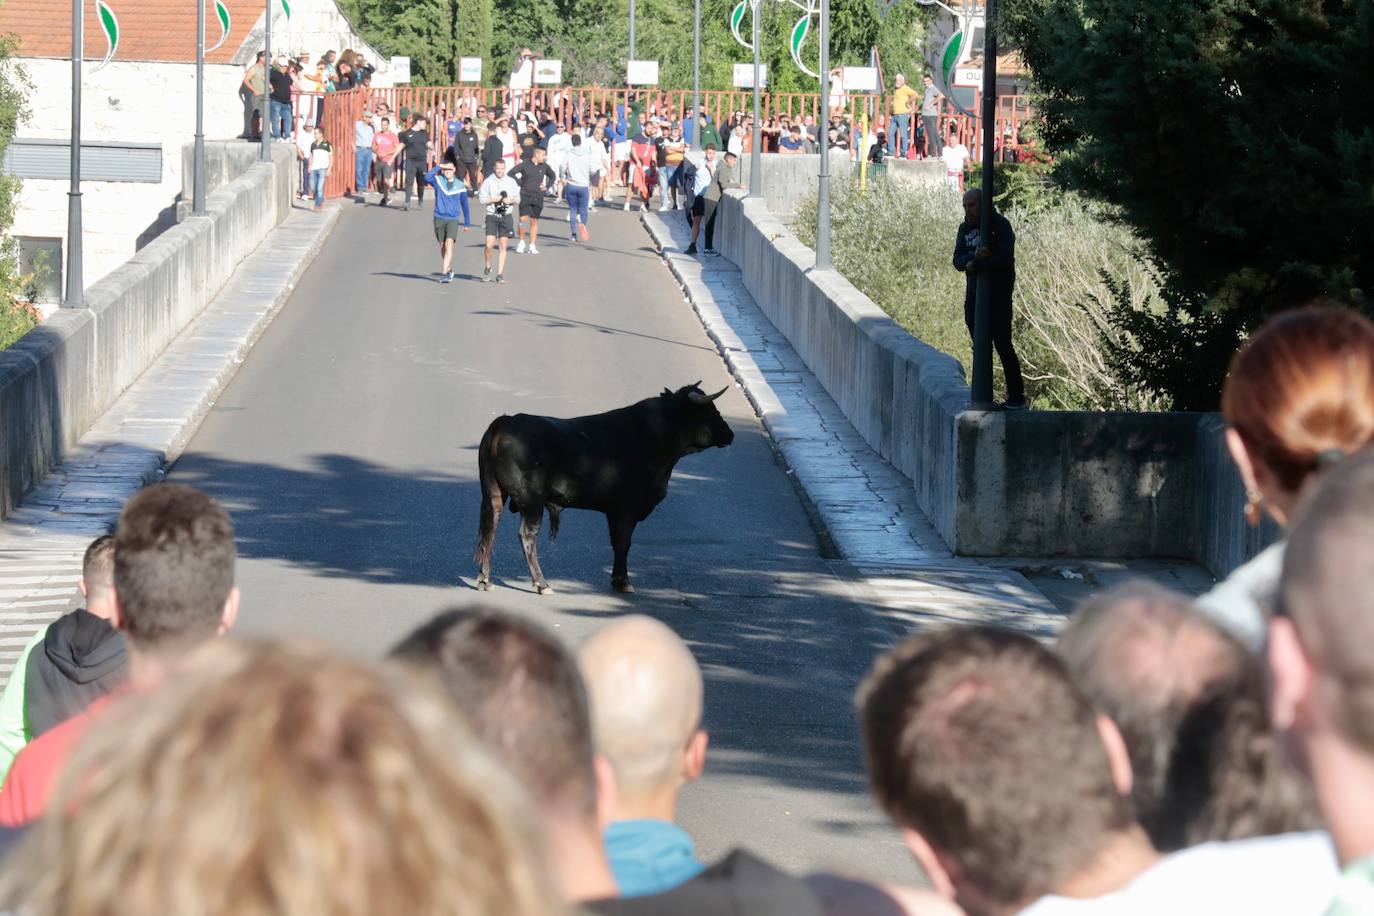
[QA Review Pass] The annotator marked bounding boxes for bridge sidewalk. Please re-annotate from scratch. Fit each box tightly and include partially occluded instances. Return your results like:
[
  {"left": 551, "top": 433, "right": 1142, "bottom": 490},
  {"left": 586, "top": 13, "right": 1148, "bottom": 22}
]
[
  {"left": 642, "top": 210, "right": 1068, "bottom": 638},
  {"left": 0, "top": 202, "right": 343, "bottom": 676}
]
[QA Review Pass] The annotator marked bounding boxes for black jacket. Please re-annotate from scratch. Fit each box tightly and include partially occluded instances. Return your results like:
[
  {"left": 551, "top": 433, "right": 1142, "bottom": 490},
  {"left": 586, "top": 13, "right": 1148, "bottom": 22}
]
[
  {"left": 25, "top": 608, "right": 127, "bottom": 737},
  {"left": 584, "top": 849, "right": 823, "bottom": 916},
  {"left": 481, "top": 134, "right": 504, "bottom": 172},
  {"left": 454, "top": 128, "right": 480, "bottom": 163},
  {"left": 953, "top": 211, "right": 1016, "bottom": 308}
]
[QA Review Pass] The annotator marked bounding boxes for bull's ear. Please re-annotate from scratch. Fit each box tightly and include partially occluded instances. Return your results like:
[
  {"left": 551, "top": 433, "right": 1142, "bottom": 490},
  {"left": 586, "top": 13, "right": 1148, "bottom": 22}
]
[{"left": 661, "top": 387, "right": 673, "bottom": 398}]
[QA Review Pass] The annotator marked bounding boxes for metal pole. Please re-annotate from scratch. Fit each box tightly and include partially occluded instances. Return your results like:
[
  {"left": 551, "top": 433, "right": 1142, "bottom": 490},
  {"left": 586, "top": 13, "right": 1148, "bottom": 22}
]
[
  {"left": 748, "top": 0, "right": 760, "bottom": 197},
  {"left": 629, "top": 0, "right": 636, "bottom": 61},
  {"left": 970, "top": 0, "right": 997, "bottom": 408},
  {"left": 193, "top": 0, "right": 207, "bottom": 214},
  {"left": 814, "top": 0, "right": 831, "bottom": 270},
  {"left": 64, "top": 0, "right": 83, "bottom": 308},
  {"left": 691, "top": 0, "right": 701, "bottom": 151},
  {"left": 260, "top": 0, "right": 271, "bottom": 162}
]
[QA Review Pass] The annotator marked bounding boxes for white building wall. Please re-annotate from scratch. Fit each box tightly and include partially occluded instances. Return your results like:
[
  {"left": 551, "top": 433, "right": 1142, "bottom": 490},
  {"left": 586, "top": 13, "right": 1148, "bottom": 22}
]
[{"left": 12, "top": 57, "right": 249, "bottom": 304}]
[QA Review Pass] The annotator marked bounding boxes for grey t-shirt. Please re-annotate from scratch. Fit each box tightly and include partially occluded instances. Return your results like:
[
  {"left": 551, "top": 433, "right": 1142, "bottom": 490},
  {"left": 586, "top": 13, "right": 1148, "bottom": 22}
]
[{"left": 922, "top": 85, "right": 942, "bottom": 116}]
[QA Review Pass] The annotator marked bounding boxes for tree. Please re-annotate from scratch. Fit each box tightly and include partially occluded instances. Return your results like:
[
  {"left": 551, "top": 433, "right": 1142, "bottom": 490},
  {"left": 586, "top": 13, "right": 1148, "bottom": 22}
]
[
  {"left": 340, "top": 0, "right": 458, "bottom": 83},
  {"left": 1005, "top": 0, "right": 1374, "bottom": 320},
  {"left": 454, "top": 0, "right": 494, "bottom": 82},
  {"left": 0, "top": 34, "right": 33, "bottom": 351}
]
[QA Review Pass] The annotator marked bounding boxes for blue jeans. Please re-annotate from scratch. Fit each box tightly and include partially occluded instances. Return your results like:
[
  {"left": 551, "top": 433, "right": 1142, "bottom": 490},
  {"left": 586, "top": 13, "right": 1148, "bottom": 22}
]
[
  {"left": 565, "top": 184, "right": 589, "bottom": 236},
  {"left": 659, "top": 164, "right": 679, "bottom": 208},
  {"left": 310, "top": 168, "right": 327, "bottom": 206},
  {"left": 270, "top": 100, "right": 291, "bottom": 140},
  {"left": 354, "top": 149, "right": 373, "bottom": 194},
  {"left": 892, "top": 113, "right": 911, "bottom": 157}
]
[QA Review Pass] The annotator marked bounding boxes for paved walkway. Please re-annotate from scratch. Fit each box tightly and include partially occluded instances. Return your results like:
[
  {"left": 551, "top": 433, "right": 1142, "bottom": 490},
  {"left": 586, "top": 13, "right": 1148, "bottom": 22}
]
[
  {"left": 0, "top": 203, "right": 342, "bottom": 676},
  {"left": 642, "top": 210, "right": 1065, "bottom": 637}
]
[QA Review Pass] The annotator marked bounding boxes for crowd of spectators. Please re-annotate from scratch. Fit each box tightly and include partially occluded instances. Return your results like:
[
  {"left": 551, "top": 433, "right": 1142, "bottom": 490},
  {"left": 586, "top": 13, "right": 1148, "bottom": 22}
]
[{"left": 0, "top": 304, "right": 1367, "bottom": 914}]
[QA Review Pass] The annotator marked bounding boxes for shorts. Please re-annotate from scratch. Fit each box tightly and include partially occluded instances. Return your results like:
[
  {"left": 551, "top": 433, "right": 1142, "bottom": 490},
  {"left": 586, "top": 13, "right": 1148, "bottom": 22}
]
[
  {"left": 613, "top": 140, "right": 630, "bottom": 162},
  {"left": 433, "top": 217, "right": 463, "bottom": 243},
  {"left": 691, "top": 196, "right": 706, "bottom": 217},
  {"left": 376, "top": 161, "right": 394, "bottom": 179},
  {"left": 519, "top": 198, "right": 544, "bottom": 218},
  {"left": 590, "top": 170, "right": 602, "bottom": 184},
  {"left": 485, "top": 212, "right": 515, "bottom": 238}
]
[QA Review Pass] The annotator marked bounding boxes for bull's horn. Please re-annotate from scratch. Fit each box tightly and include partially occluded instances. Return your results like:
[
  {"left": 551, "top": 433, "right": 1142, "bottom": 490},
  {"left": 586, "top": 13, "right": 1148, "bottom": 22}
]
[
  {"left": 690, "top": 385, "right": 730, "bottom": 404},
  {"left": 707, "top": 385, "right": 728, "bottom": 401}
]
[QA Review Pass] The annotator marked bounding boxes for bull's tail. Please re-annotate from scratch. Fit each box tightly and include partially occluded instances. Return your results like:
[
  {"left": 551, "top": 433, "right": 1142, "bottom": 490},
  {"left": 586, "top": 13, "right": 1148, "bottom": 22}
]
[{"left": 474, "top": 417, "right": 508, "bottom": 566}]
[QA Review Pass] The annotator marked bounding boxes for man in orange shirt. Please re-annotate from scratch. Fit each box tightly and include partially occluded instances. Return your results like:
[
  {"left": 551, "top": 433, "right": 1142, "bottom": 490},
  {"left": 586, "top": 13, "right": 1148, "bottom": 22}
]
[{"left": 0, "top": 484, "right": 239, "bottom": 826}]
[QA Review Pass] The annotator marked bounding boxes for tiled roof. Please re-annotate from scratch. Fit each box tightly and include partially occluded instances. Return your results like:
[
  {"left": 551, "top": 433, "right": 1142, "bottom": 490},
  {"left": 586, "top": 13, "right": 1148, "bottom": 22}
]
[{"left": 0, "top": 0, "right": 265, "bottom": 64}]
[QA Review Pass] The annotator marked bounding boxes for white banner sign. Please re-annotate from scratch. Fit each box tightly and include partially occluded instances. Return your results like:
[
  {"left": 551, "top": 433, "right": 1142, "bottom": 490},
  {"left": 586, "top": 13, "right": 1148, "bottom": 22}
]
[
  {"left": 459, "top": 56, "right": 483, "bottom": 82},
  {"left": 953, "top": 66, "right": 982, "bottom": 88},
  {"left": 534, "top": 59, "right": 563, "bottom": 85},
  {"left": 732, "top": 62, "right": 767, "bottom": 88},
  {"left": 626, "top": 59, "right": 659, "bottom": 85},
  {"left": 842, "top": 66, "right": 879, "bottom": 93},
  {"left": 390, "top": 55, "right": 411, "bottom": 83}
]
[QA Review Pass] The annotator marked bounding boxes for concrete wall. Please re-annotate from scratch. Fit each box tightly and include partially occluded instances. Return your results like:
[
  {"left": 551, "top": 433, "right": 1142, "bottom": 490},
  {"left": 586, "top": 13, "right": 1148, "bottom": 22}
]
[
  {"left": 886, "top": 158, "right": 946, "bottom": 189},
  {"left": 717, "top": 189, "right": 1270, "bottom": 573},
  {"left": 732, "top": 152, "right": 852, "bottom": 217},
  {"left": 0, "top": 141, "right": 293, "bottom": 520}
]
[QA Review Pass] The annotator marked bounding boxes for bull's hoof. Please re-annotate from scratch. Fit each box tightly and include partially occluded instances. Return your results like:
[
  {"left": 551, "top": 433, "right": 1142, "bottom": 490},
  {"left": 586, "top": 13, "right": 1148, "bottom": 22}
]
[
  {"left": 536, "top": 584, "right": 555, "bottom": 595},
  {"left": 612, "top": 578, "right": 636, "bottom": 594}
]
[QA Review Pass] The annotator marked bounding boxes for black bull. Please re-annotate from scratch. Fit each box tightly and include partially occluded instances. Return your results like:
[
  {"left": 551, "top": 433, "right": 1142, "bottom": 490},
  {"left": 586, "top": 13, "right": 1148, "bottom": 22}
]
[{"left": 473, "top": 384, "right": 735, "bottom": 593}]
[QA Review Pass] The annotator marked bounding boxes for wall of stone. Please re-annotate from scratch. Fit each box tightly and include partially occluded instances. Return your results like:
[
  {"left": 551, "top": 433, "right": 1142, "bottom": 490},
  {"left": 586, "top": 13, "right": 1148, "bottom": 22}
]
[{"left": 0, "top": 142, "right": 293, "bottom": 519}]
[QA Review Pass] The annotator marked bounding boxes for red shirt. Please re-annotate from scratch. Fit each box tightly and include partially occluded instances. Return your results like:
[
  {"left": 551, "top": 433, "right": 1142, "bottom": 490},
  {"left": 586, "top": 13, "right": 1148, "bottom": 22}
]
[{"left": 0, "top": 693, "right": 113, "bottom": 827}]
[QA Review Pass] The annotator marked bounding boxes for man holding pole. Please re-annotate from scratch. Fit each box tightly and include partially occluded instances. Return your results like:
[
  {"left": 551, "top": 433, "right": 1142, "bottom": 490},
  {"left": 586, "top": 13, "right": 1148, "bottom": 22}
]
[{"left": 952, "top": 188, "right": 1027, "bottom": 410}]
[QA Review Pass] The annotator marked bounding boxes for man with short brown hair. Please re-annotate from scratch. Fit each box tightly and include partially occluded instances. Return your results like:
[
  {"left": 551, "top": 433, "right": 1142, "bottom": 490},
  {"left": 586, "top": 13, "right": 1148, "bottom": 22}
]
[
  {"left": 859, "top": 625, "right": 1337, "bottom": 916},
  {"left": 0, "top": 484, "right": 239, "bottom": 826}
]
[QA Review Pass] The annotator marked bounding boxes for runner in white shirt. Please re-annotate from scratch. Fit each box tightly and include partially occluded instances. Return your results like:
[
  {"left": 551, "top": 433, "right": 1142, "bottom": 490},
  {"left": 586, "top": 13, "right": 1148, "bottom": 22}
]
[
  {"left": 477, "top": 160, "right": 521, "bottom": 283},
  {"left": 546, "top": 122, "right": 574, "bottom": 196},
  {"left": 508, "top": 48, "right": 535, "bottom": 116},
  {"left": 561, "top": 134, "right": 593, "bottom": 241},
  {"left": 941, "top": 132, "right": 970, "bottom": 189}
]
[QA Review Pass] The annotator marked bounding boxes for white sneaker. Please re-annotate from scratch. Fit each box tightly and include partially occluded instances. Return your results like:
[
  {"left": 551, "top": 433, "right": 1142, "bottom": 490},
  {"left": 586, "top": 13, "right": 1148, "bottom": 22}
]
[
  {"left": 623, "top": 200, "right": 631, "bottom": 211},
  {"left": 516, "top": 240, "right": 527, "bottom": 254},
  {"left": 528, "top": 245, "right": 539, "bottom": 255}
]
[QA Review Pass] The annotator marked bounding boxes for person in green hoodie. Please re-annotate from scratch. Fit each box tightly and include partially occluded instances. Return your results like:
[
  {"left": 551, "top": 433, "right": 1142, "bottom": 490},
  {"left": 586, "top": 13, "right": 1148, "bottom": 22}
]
[{"left": 0, "top": 535, "right": 127, "bottom": 781}]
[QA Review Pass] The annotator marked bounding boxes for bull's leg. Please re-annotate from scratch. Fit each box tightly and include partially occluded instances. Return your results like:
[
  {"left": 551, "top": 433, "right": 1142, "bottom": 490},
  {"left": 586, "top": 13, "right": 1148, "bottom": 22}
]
[
  {"left": 520, "top": 508, "right": 554, "bottom": 595},
  {"left": 607, "top": 515, "right": 639, "bottom": 594},
  {"left": 475, "top": 492, "right": 502, "bottom": 591}
]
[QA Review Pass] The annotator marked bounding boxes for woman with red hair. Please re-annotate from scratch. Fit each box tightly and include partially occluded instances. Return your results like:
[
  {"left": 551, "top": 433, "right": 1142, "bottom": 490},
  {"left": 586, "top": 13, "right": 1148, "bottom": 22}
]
[{"left": 1198, "top": 305, "right": 1374, "bottom": 647}]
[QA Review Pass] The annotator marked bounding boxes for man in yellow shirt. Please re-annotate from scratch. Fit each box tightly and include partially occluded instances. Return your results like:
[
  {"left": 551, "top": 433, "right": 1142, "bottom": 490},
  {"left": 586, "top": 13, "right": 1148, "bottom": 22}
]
[{"left": 889, "top": 73, "right": 919, "bottom": 159}]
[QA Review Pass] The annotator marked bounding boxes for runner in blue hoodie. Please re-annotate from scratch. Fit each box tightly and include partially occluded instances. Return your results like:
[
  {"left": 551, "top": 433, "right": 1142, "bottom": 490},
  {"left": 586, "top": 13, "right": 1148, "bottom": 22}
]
[{"left": 426, "top": 160, "right": 471, "bottom": 283}]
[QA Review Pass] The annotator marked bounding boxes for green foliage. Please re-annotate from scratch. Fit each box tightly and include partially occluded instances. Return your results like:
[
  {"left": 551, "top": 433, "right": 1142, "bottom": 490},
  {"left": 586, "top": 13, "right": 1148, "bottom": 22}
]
[
  {"left": 342, "top": 0, "right": 932, "bottom": 90},
  {"left": 0, "top": 33, "right": 31, "bottom": 352},
  {"left": 792, "top": 176, "right": 1167, "bottom": 411},
  {"left": 1003, "top": 0, "right": 1374, "bottom": 322}
]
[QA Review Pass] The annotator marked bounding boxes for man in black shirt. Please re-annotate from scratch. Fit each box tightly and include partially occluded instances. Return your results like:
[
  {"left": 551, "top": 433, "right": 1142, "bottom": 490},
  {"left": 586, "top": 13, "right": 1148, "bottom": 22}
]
[
  {"left": 450, "top": 116, "right": 481, "bottom": 189},
  {"left": 268, "top": 56, "right": 293, "bottom": 141},
  {"left": 953, "top": 187, "right": 1026, "bottom": 409},
  {"left": 508, "top": 147, "right": 556, "bottom": 255},
  {"left": 397, "top": 115, "right": 431, "bottom": 210}
]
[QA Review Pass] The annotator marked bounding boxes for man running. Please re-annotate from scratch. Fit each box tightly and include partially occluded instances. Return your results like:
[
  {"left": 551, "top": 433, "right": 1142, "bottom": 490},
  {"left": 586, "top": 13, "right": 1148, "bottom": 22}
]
[
  {"left": 561, "top": 133, "right": 592, "bottom": 241},
  {"left": 452, "top": 116, "right": 481, "bottom": 188},
  {"left": 478, "top": 159, "right": 520, "bottom": 283},
  {"left": 397, "top": 114, "right": 431, "bottom": 210},
  {"left": 426, "top": 160, "right": 472, "bottom": 283},
  {"left": 370, "top": 116, "right": 399, "bottom": 206},
  {"left": 509, "top": 147, "right": 556, "bottom": 255}
]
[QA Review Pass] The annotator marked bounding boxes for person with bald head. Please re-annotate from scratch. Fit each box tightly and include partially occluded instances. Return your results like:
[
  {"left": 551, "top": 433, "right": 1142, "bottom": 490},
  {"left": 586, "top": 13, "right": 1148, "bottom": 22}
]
[
  {"left": 579, "top": 615, "right": 708, "bottom": 896},
  {"left": 953, "top": 186, "right": 1026, "bottom": 409}
]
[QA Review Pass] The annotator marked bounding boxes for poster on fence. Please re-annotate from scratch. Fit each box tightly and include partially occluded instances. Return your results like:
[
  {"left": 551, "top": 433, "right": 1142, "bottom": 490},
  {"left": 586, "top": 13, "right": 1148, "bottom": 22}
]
[
  {"left": 626, "top": 59, "right": 659, "bottom": 85},
  {"left": 841, "top": 66, "right": 879, "bottom": 93},
  {"left": 459, "top": 57, "right": 483, "bottom": 82},
  {"left": 732, "top": 62, "right": 767, "bottom": 88},
  {"left": 390, "top": 55, "right": 411, "bottom": 84},
  {"left": 534, "top": 59, "right": 563, "bottom": 84}
]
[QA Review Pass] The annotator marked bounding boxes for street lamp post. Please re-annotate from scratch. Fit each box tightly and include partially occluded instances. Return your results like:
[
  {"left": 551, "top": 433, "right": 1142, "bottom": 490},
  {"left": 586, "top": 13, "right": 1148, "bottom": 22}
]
[
  {"left": 629, "top": 0, "right": 636, "bottom": 61},
  {"left": 691, "top": 0, "right": 701, "bottom": 151},
  {"left": 193, "top": 0, "right": 207, "bottom": 214},
  {"left": 749, "top": 0, "right": 761, "bottom": 197},
  {"left": 65, "top": 0, "right": 83, "bottom": 308},
  {"left": 259, "top": 0, "right": 271, "bottom": 163},
  {"left": 814, "top": 0, "right": 831, "bottom": 270},
  {"left": 970, "top": 0, "right": 997, "bottom": 408}
]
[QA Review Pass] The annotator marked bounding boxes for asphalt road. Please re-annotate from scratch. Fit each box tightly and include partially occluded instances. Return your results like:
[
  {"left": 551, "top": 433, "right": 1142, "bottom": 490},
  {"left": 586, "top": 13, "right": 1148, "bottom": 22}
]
[{"left": 167, "top": 192, "right": 918, "bottom": 883}]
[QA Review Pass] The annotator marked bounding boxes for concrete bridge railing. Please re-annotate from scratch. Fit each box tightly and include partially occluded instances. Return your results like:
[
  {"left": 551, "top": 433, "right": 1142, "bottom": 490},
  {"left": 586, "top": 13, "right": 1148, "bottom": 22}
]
[
  {"left": 0, "top": 142, "right": 294, "bottom": 519},
  {"left": 716, "top": 174, "right": 1276, "bottom": 577}
]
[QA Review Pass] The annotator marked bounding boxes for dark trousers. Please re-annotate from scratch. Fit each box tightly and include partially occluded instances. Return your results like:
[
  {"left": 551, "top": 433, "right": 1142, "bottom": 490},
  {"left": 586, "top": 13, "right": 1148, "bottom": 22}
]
[
  {"left": 703, "top": 198, "right": 719, "bottom": 249},
  {"left": 240, "top": 85, "right": 259, "bottom": 138},
  {"left": 923, "top": 115, "right": 941, "bottom": 157},
  {"left": 403, "top": 159, "right": 426, "bottom": 204},
  {"left": 458, "top": 159, "right": 480, "bottom": 188},
  {"left": 964, "top": 291, "right": 1026, "bottom": 404}
]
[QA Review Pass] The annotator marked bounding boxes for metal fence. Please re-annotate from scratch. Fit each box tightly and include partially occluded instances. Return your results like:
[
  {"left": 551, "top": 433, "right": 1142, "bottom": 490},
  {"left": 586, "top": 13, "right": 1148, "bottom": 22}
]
[{"left": 306, "top": 85, "right": 1035, "bottom": 200}]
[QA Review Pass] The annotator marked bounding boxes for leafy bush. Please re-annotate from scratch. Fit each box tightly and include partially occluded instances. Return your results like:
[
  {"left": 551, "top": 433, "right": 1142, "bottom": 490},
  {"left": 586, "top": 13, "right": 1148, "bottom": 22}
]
[
  {"left": 792, "top": 177, "right": 1166, "bottom": 411},
  {"left": 0, "top": 296, "right": 37, "bottom": 351}
]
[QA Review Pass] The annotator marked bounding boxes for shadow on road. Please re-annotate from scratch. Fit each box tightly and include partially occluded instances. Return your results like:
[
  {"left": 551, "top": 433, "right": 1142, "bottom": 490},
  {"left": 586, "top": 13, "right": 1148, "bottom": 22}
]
[{"left": 472, "top": 306, "right": 717, "bottom": 353}]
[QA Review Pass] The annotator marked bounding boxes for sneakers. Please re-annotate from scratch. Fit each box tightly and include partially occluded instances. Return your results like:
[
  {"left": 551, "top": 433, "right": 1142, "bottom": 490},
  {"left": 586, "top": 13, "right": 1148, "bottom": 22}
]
[
  {"left": 440, "top": 271, "right": 453, "bottom": 284},
  {"left": 684, "top": 244, "right": 698, "bottom": 255},
  {"left": 704, "top": 247, "right": 718, "bottom": 256},
  {"left": 496, "top": 273, "right": 507, "bottom": 284},
  {"left": 1002, "top": 399, "right": 1030, "bottom": 411},
  {"left": 483, "top": 265, "right": 492, "bottom": 282},
  {"left": 528, "top": 245, "right": 539, "bottom": 255},
  {"left": 516, "top": 240, "right": 527, "bottom": 254}
]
